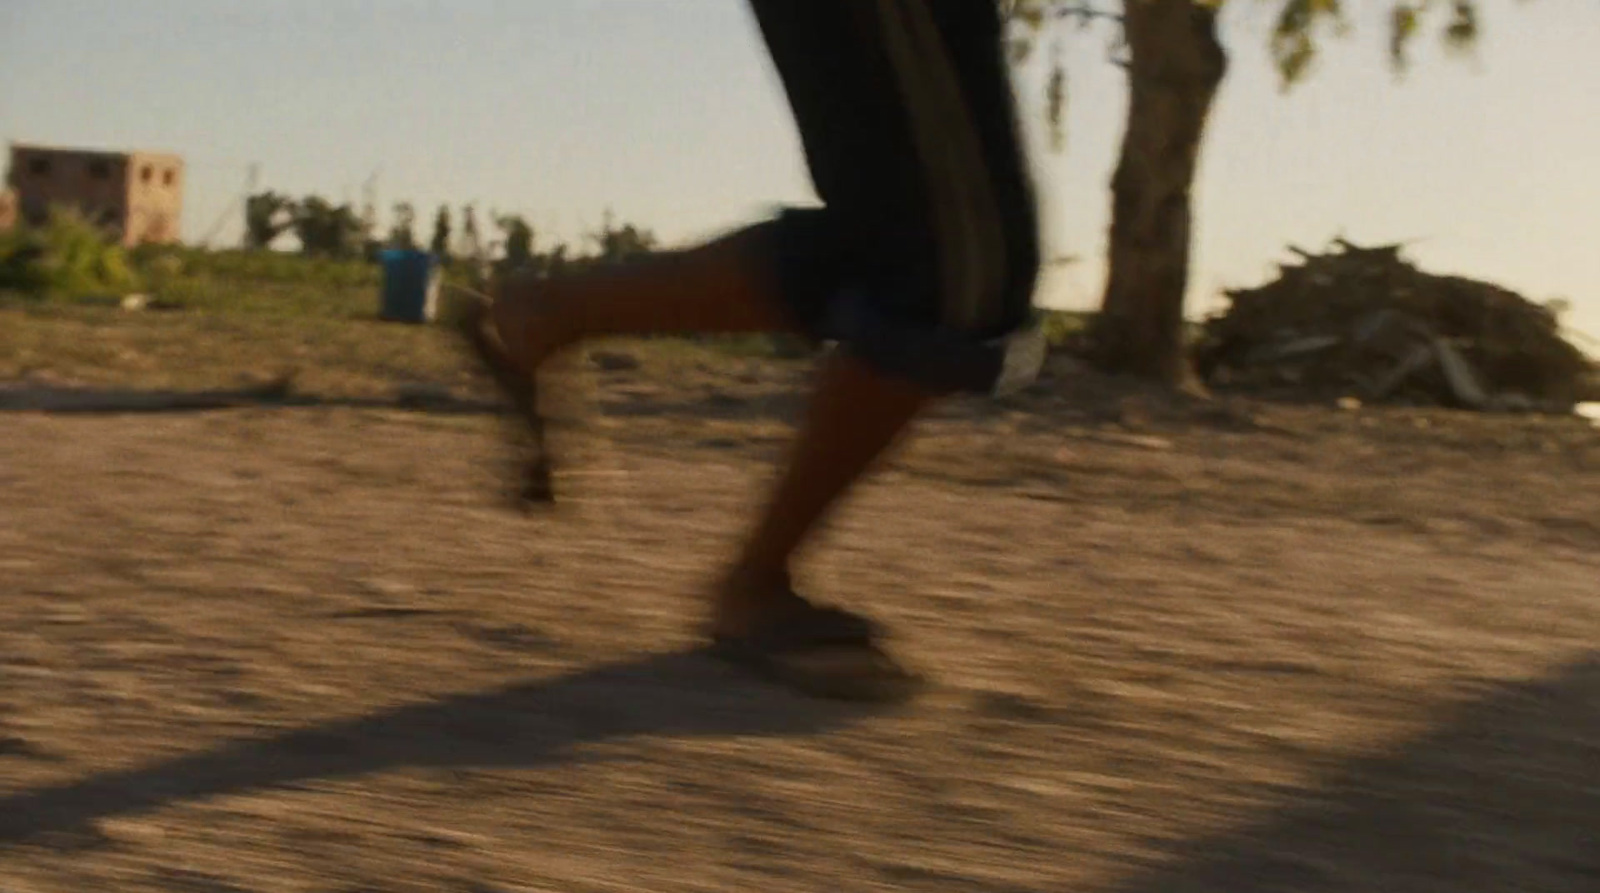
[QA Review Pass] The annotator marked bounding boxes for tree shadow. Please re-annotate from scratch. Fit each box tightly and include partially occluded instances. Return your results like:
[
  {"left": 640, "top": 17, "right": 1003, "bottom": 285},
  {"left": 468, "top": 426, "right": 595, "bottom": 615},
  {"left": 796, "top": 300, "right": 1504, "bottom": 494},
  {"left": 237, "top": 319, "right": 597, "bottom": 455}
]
[
  {"left": 1099, "top": 655, "right": 1600, "bottom": 893},
  {"left": 0, "top": 369, "right": 1246, "bottom": 436},
  {"left": 0, "top": 383, "right": 505, "bottom": 416},
  {"left": 0, "top": 650, "right": 872, "bottom": 846}
]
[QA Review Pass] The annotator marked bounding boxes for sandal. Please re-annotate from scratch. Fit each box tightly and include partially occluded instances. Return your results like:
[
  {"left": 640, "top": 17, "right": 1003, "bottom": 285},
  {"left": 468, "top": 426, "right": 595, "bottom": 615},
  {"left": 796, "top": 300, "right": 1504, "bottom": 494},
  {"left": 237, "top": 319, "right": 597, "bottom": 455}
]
[
  {"left": 708, "top": 595, "right": 921, "bottom": 703},
  {"left": 452, "top": 293, "right": 556, "bottom": 506}
]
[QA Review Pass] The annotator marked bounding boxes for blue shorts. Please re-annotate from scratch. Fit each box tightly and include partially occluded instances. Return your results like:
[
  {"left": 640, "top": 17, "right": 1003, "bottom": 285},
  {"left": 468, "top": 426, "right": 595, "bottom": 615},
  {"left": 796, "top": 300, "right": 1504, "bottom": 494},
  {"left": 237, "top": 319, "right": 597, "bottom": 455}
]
[{"left": 748, "top": 0, "right": 1046, "bottom": 395}]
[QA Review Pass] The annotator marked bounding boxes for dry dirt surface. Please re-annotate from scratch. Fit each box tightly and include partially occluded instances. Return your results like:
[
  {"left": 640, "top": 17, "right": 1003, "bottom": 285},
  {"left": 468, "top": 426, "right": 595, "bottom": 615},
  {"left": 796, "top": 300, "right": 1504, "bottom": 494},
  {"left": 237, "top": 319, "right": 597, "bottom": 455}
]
[{"left": 2, "top": 355, "right": 1599, "bottom": 893}]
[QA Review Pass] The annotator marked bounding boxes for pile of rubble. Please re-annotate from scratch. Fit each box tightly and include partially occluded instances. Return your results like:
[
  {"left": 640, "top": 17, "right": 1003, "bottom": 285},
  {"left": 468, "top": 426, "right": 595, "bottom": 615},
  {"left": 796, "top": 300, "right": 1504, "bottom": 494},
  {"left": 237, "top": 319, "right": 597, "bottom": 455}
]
[{"left": 1193, "top": 240, "right": 1597, "bottom": 413}]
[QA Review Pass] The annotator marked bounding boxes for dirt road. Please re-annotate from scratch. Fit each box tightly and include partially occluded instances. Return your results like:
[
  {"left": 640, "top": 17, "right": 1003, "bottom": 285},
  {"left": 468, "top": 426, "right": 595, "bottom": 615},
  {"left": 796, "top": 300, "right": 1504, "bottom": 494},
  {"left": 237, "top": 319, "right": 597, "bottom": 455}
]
[{"left": 2, "top": 360, "right": 1598, "bottom": 892}]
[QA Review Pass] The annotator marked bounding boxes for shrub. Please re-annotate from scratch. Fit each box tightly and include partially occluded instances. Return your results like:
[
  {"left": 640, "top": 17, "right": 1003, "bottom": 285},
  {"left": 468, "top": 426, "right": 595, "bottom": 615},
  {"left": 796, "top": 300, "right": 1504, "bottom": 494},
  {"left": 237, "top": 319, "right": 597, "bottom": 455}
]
[{"left": 0, "top": 207, "right": 141, "bottom": 299}]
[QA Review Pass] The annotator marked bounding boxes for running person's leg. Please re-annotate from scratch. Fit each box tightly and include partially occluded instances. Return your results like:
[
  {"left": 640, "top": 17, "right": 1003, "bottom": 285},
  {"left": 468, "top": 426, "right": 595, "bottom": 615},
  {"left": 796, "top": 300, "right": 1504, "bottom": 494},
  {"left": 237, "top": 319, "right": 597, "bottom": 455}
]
[{"left": 484, "top": 0, "right": 1040, "bottom": 697}]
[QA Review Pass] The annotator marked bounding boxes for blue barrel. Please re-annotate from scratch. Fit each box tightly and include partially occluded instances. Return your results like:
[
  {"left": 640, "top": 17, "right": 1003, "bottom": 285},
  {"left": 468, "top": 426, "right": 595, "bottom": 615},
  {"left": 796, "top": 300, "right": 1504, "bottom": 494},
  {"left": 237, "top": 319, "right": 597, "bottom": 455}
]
[{"left": 379, "top": 249, "right": 440, "bottom": 323}]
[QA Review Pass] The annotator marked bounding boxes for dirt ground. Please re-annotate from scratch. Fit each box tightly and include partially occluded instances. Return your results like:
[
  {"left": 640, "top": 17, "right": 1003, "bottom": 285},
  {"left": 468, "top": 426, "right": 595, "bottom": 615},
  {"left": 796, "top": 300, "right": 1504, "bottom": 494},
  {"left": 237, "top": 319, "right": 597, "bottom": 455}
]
[{"left": 2, "top": 350, "right": 1598, "bottom": 892}]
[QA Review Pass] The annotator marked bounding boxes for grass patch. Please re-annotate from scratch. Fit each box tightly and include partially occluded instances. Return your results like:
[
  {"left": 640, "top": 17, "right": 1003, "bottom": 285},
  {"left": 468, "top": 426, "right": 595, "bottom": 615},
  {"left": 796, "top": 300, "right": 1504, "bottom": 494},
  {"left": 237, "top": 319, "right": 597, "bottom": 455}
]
[{"left": 2, "top": 243, "right": 1106, "bottom": 397}]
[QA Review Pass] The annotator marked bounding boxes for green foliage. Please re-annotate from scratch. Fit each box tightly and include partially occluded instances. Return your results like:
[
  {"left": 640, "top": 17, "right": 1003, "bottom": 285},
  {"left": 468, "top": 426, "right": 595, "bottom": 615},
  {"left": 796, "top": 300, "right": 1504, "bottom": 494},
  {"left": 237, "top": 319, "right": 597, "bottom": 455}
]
[
  {"left": 496, "top": 214, "right": 535, "bottom": 269},
  {"left": 1038, "top": 308, "right": 1093, "bottom": 348},
  {"left": 1271, "top": 0, "right": 1350, "bottom": 86},
  {"left": 293, "top": 196, "right": 365, "bottom": 258},
  {"left": 388, "top": 202, "right": 418, "bottom": 251},
  {"left": 1005, "top": 0, "right": 1486, "bottom": 101},
  {"left": 481, "top": 209, "right": 659, "bottom": 283},
  {"left": 1001, "top": 1, "right": 1124, "bottom": 150},
  {"left": 1272, "top": 0, "right": 1480, "bottom": 85},
  {"left": 133, "top": 245, "right": 378, "bottom": 288},
  {"left": 141, "top": 184, "right": 669, "bottom": 318},
  {"left": 459, "top": 204, "right": 484, "bottom": 262},
  {"left": 110, "top": 243, "right": 380, "bottom": 319},
  {"left": 244, "top": 191, "right": 297, "bottom": 250},
  {"left": 245, "top": 191, "right": 368, "bottom": 257},
  {"left": 0, "top": 207, "right": 141, "bottom": 299},
  {"left": 429, "top": 205, "right": 453, "bottom": 260},
  {"left": 1388, "top": 0, "right": 1480, "bottom": 72},
  {"left": 588, "top": 211, "right": 658, "bottom": 265}
]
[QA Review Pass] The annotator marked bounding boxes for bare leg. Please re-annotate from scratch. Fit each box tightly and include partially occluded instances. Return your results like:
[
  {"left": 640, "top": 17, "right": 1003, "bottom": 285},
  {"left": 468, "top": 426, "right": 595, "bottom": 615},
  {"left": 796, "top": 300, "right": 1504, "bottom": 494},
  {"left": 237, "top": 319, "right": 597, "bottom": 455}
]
[
  {"left": 489, "top": 226, "right": 932, "bottom": 636},
  {"left": 491, "top": 226, "right": 795, "bottom": 370},
  {"left": 713, "top": 350, "right": 927, "bottom": 636}
]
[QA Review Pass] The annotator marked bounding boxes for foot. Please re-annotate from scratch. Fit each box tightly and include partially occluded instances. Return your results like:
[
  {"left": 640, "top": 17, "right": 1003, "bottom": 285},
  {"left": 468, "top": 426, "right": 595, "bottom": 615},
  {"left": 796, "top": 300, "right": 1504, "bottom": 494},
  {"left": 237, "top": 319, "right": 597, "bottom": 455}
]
[
  {"left": 453, "top": 282, "right": 555, "bottom": 505},
  {"left": 706, "top": 569, "right": 918, "bottom": 703},
  {"left": 708, "top": 568, "right": 873, "bottom": 639}
]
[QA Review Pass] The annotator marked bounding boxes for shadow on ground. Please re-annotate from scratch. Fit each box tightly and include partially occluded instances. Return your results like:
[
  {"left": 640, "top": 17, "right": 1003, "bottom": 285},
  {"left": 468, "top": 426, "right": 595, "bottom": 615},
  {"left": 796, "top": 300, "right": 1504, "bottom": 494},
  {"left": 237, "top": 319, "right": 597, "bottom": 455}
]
[
  {"left": 0, "top": 383, "right": 503, "bottom": 416},
  {"left": 0, "top": 382, "right": 809, "bottom": 437},
  {"left": 0, "top": 650, "right": 869, "bottom": 847},
  {"left": 0, "top": 370, "right": 1250, "bottom": 438},
  {"left": 1100, "top": 655, "right": 1600, "bottom": 893}
]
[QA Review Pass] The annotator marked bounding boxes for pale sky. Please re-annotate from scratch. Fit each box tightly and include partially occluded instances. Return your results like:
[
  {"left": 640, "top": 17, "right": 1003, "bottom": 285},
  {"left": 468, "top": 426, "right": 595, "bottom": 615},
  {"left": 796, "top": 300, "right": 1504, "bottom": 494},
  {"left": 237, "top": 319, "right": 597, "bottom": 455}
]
[{"left": 2, "top": 0, "right": 1597, "bottom": 343}]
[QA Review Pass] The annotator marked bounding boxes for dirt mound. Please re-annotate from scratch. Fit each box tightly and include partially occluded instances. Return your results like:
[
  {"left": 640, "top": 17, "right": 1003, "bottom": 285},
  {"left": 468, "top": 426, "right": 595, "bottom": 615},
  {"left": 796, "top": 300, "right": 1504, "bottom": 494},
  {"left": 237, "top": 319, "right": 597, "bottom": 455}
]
[{"left": 1194, "top": 240, "right": 1596, "bottom": 412}]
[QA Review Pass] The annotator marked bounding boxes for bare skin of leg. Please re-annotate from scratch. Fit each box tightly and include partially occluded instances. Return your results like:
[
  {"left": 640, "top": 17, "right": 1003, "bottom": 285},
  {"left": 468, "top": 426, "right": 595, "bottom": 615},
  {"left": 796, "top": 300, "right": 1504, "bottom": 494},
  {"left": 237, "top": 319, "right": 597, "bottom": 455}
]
[
  {"left": 489, "top": 228, "right": 794, "bottom": 370},
  {"left": 490, "top": 226, "right": 933, "bottom": 638},
  {"left": 712, "top": 350, "right": 926, "bottom": 636}
]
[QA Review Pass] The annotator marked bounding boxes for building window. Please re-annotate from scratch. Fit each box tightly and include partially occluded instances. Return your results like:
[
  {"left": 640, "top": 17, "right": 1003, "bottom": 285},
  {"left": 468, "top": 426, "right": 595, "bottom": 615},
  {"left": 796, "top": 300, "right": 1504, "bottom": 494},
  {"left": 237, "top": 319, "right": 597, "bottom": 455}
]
[
  {"left": 141, "top": 165, "right": 153, "bottom": 184},
  {"left": 28, "top": 158, "right": 51, "bottom": 177},
  {"left": 163, "top": 169, "right": 176, "bottom": 186},
  {"left": 89, "top": 160, "right": 110, "bottom": 179}
]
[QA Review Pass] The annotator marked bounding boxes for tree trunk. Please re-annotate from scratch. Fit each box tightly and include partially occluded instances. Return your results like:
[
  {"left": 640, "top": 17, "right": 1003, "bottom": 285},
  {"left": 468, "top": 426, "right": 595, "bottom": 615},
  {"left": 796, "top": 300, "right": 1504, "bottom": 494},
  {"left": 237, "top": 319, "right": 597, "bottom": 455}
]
[{"left": 1087, "top": 0, "right": 1227, "bottom": 385}]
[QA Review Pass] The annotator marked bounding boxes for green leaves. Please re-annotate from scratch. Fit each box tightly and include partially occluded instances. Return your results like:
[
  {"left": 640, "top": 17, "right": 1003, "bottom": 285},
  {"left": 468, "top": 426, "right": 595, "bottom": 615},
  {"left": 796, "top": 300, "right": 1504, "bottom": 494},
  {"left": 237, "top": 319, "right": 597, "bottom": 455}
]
[
  {"left": 1388, "top": 0, "right": 1481, "bottom": 74},
  {"left": 1270, "top": 0, "right": 1348, "bottom": 86},
  {"left": 1443, "top": 0, "right": 1480, "bottom": 52},
  {"left": 429, "top": 205, "right": 453, "bottom": 260},
  {"left": 244, "top": 191, "right": 296, "bottom": 250},
  {"left": 495, "top": 214, "right": 535, "bottom": 267},
  {"left": 0, "top": 207, "right": 141, "bottom": 299},
  {"left": 1003, "top": 0, "right": 1124, "bottom": 153},
  {"left": 1391, "top": 3, "right": 1421, "bottom": 68},
  {"left": 1003, "top": 0, "right": 1485, "bottom": 94}
]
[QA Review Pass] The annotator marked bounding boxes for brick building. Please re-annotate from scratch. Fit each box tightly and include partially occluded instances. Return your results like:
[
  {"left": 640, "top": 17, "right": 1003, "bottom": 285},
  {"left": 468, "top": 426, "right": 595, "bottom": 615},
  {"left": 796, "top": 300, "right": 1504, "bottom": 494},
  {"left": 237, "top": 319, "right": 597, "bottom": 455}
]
[{"left": 4, "top": 143, "right": 184, "bottom": 246}]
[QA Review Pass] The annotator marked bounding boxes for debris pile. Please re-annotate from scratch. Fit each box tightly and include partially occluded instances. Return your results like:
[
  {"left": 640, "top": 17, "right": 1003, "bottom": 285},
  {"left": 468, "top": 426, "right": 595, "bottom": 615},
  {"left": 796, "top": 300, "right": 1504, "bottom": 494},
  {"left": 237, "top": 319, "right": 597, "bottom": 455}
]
[{"left": 1194, "top": 240, "right": 1596, "bottom": 412}]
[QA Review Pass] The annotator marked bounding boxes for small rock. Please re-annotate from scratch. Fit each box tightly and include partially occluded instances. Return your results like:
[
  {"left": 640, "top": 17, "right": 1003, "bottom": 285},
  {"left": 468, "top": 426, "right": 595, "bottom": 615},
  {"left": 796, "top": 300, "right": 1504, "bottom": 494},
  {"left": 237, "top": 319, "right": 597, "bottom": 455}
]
[
  {"left": 44, "top": 605, "right": 89, "bottom": 624},
  {"left": 120, "top": 293, "right": 149, "bottom": 311},
  {"left": 96, "top": 816, "right": 166, "bottom": 845},
  {"left": 1336, "top": 396, "right": 1362, "bottom": 411},
  {"left": 1090, "top": 431, "right": 1174, "bottom": 451},
  {"left": 1123, "top": 434, "right": 1175, "bottom": 450},
  {"left": 359, "top": 577, "right": 415, "bottom": 598}
]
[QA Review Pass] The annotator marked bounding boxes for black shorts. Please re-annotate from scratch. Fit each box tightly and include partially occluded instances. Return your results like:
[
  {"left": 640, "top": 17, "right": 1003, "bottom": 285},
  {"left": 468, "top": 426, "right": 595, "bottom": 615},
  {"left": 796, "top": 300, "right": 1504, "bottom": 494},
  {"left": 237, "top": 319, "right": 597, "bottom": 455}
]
[{"left": 748, "top": 0, "right": 1045, "bottom": 395}]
